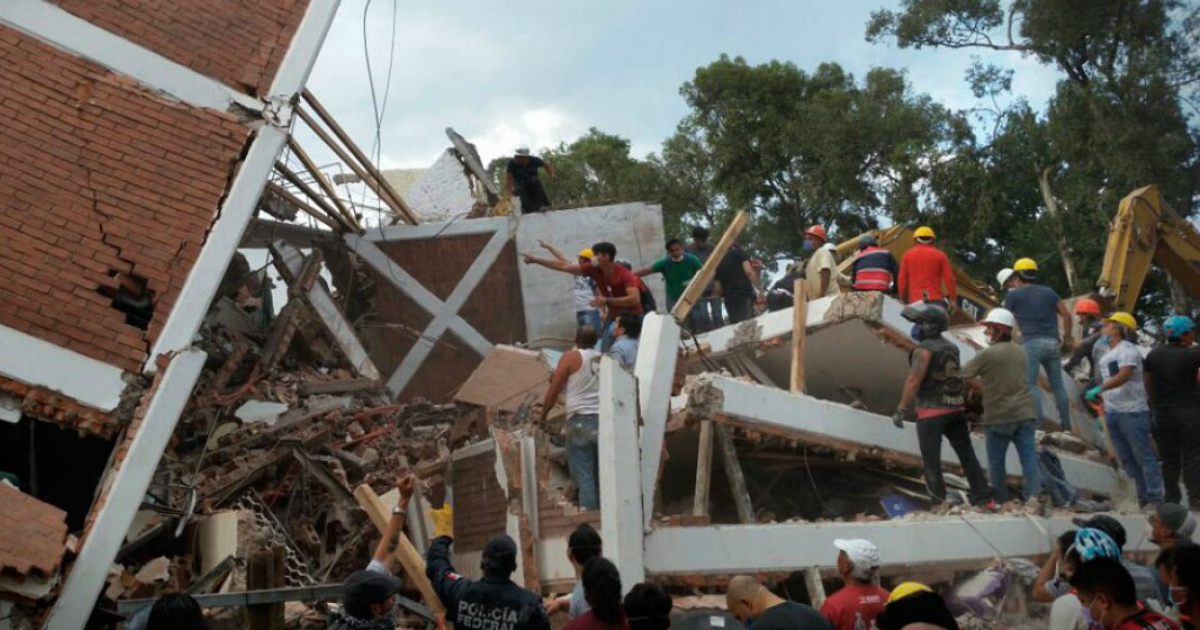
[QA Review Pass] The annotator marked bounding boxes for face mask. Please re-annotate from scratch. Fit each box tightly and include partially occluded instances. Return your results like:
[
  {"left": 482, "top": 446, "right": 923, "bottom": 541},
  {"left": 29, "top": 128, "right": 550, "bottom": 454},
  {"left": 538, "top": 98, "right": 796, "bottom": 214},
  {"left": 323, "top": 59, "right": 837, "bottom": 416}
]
[
  {"left": 802, "top": 240, "right": 814, "bottom": 252},
  {"left": 1099, "top": 334, "right": 1111, "bottom": 345},
  {"left": 911, "top": 324, "right": 923, "bottom": 341}
]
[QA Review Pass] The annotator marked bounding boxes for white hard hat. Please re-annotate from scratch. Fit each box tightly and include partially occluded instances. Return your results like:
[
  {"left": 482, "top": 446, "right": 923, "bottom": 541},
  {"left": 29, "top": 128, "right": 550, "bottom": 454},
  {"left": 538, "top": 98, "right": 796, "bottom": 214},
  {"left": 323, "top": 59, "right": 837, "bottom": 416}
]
[
  {"left": 833, "top": 539, "right": 881, "bottom": 580},
  {"left": 514, "top": 146, "right": 531, "bottom": 156},
  {"left": 981, "top": 307, "right": 1017, "bottom": 330},
  {"left": 996, "top": 268, "right": 1014, "bottom": 287}
]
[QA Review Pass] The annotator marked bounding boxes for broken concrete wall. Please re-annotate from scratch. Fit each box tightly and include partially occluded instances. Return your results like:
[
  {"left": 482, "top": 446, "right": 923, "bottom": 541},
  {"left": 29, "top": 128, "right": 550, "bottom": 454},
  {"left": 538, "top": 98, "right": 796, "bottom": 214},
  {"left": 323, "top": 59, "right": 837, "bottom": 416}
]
[
  {"left": 402, "top": 149, "right": 479, "bottom": 222},
  {"left": 515, "top": 202, "right": 667, "bottom": 346}
]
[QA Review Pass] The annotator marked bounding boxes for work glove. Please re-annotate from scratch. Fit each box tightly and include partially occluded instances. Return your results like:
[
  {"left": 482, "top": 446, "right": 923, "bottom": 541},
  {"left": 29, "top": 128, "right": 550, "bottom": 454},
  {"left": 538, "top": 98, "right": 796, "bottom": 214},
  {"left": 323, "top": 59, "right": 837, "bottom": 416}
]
[
  {"left": 430, "top": 503, "right": 454, "bottom": 540},
  {"left": 1085, "top": 385, "right": 1103, "bottom": 402},
  {"left": 892, "top": 409, "right": 912, "bottom": 428}
]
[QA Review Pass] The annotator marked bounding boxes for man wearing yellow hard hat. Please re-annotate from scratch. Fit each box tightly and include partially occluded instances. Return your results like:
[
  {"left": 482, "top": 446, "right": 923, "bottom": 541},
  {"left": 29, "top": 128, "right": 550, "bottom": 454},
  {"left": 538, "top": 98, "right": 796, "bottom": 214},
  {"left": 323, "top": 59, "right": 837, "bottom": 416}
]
[
  {"left": 1002, "top": 257, "right": 1075, "bottom": 432},
  {"left": 1086, "top": 311, "right": 1165, "bottom": 507},
  {"left": 897, "top": 226, "right": 957, "bottom": 307}
]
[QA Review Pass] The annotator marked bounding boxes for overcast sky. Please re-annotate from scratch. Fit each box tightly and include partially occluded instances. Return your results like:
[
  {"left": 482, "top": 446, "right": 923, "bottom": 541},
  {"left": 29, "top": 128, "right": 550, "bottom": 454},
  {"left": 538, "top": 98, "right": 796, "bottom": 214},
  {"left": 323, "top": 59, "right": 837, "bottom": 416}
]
[{"left": 298, "top": 0, "right": 1062, "bottom": 172}]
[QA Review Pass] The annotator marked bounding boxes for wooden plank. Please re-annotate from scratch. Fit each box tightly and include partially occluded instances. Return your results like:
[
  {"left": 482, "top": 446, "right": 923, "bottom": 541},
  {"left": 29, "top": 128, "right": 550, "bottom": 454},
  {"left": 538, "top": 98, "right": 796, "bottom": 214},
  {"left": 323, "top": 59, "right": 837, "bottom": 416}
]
[
  {"left": 713, "top": 425, "right": 754, "bottom": 524},
  {"left": 791, "top": 279, "right": 808, "bottom": 393},
  {"left": 670, "top": 211, "right": 750, "bottom": 320},
  {"left": 692, "top": 420, "right": 714, "bottom": 517},
  {"left": 246, "top": 544, "right": 285, "bottom": 630},
  {"left": 353, "top": 485, "right": 447, "bottom": 616}
]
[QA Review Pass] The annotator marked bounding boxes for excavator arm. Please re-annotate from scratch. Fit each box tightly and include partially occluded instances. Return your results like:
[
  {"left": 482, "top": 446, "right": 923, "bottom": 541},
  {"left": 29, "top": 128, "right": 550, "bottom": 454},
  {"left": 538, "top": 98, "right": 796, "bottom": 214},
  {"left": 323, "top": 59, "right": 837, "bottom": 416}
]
[{"left": 1096, "top": 185, "right": 1200, "bottom": 313}]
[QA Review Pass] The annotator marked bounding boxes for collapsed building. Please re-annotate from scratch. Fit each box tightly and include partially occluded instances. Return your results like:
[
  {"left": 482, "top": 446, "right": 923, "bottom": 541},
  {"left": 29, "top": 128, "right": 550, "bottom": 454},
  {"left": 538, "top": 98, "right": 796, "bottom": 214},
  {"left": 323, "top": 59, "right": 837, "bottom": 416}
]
[{"left": 0, "top": 2, "right": 1161, "bottom": 629}]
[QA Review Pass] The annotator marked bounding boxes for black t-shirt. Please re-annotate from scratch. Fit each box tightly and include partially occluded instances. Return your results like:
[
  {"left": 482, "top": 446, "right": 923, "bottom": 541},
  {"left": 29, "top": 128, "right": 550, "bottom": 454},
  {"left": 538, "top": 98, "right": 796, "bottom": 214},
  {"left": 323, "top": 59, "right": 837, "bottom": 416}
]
[
  {"left": 753, "top": 602, "right": 833, "bottom": 630},
  {"left": 506, "top": 156, "right": 545, "bottom": 188},
  {"left": 715, "top": 246, "right": 754, "bottom": 297},
  {"left": 1144, "top": 344, "right": 1200, "bottom": 408}
]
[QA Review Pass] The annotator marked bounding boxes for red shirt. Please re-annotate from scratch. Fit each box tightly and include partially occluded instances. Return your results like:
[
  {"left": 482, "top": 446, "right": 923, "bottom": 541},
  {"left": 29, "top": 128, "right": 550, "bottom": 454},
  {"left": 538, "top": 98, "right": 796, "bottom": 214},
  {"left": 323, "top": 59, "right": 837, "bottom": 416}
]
[
  {"left": 580, "top": 262, "right": 643, "bottom": 318},
  {"left": 820, "top": 583, "right": 890, "bottom": 630},
  {"left": 1114, "top": 609, "right": 1180, "bottom": 630},
  {"left": 898, "top": 244, "right": 956, "bottom": 304},
  {"left": 563, "top": 611, "right": 630, "bottom": 630}
]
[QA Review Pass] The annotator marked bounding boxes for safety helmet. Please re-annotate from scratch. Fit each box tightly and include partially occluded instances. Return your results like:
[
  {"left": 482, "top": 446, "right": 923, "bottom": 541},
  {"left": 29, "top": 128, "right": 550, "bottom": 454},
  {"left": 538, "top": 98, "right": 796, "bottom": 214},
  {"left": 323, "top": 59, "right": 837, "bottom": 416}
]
[
  {"left": 1105, "top": 312, "right": 1137, "bottom": 330},
  {"left": 914, "top": 226, "right": 936, "bottom": 241},
  {"left": 996, "top": 268, "right": 1014, "bottom": 287},
  {"left": 1074, "top": 298, "right": 1101, "bottom": 316},
  {"left": 804, "top": 225, "right": 828, "bottom": 242},
  {"left": 981, "top": 308, "right": 1017, "bottom": 331},
  {"left": 1069, "top": 528, "right": 1122, "bottom": 562},
  {"left": 578, "top": 248, "right": 594, "bottom": 260},
  {"left": 1164, "top": 315, "right": 1195, "bottom": 340},
  {"left": 858, "top": 235, "right": 878, "bottom": 250},
  {"left": 1013, "top": 258, "right": 1038, "bottom": 272},
  {"left": 901, "top": 301, "right": 950, "bottom": 337},
  {"left": 514, "top": 146, "right": 531, "bottom": 156},
  {"left": 887, "top": 582, "right": 933, "bottom": 604}
]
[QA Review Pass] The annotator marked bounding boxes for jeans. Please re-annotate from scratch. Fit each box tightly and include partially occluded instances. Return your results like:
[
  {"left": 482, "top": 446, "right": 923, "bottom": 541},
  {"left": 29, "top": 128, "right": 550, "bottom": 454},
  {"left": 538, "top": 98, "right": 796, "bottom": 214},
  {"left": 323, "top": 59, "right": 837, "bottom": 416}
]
[
  {"left": 1152, "top": 405, "right": 1200, "bottom": 508},
  {"left": 576, "top": 309, "right": 602, "bottom": 333},
  {"left": 984, "top": 420, "right": 1041, "bottom": 502},
  {"left": 565, "top": 414, "right": 600, "bottom": 510},
  {"left": 916, "top": 412, "right": 993, "bottom": 505},
  {"left": 1023, "top": 336, "right": 1073, "bottom": 431},
  {"left": 1107, "top": 409, "right": 1165, "bottom": 505},
  {"left": 723, "top": 294, "right": 755, "bottom": 324},
  {"left": 596, "top": 319, "right": 616, "bottom": 352}
]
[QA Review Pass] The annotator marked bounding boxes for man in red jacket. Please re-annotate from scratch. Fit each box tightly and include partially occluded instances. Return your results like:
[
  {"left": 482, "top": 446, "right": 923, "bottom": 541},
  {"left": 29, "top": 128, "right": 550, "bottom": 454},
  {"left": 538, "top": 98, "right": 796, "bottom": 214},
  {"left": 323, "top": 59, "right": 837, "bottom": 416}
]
[{"left": 898, "top": 226, "right": 957, "bottom": 307}]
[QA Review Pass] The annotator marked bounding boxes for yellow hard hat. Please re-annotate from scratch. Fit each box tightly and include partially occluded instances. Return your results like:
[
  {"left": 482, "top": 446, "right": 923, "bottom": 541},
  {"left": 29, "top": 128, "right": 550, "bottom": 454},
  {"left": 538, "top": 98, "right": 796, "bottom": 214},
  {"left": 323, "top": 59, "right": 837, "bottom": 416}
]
[
  {"left": 578, "top": 248, "right": 594, "bottom": 260},
  {"left": 887, "top": 582, "right": 933, "bottom": 604},
  {"left": 1106, "top": 311, "right": 1137, "bottom": 330},
  {"left": 914, "top": 226, "right": 936, "bottom": 240},
  {"left": 1013, "top": 257, "right": 1038, "bottom": 272}
]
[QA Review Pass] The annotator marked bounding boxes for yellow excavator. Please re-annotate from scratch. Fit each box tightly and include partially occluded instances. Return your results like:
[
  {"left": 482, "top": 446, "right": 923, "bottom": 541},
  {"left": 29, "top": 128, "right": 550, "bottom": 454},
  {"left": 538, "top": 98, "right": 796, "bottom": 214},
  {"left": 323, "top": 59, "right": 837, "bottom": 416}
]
[
  {"left": 1096, "top": 185, "right": 1200, "bottom": 313},
  {"left": 834, "top": 225, "right": 1001, "bottom": 324}
]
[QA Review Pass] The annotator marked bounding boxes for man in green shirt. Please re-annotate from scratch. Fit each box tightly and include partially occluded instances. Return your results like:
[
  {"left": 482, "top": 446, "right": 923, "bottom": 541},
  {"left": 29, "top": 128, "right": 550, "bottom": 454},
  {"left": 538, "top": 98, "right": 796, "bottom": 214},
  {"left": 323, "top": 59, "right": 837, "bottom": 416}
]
[
  {"left": 636, "top": 238, "right": 703, "bottom": 316},
  {"left": 961, "top": 307, "right": 1041, "bottom": 509}
]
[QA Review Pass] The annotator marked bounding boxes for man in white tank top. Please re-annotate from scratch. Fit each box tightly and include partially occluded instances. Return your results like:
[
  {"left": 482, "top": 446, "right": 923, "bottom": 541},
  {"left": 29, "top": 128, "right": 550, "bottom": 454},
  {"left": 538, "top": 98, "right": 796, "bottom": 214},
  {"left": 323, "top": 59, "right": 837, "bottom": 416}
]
[{"left": 539, "top": 325, "right": 603, "bottom": 510}]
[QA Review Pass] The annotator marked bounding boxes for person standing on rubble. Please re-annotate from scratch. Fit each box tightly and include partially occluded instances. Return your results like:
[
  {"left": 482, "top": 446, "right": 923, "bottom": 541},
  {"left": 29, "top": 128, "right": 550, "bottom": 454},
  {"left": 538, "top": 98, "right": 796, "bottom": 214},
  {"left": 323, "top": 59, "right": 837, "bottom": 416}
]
[
  {"left": 1004, "top": 257, "right": 1075, "bottom": 432},
  {"left": 726, "top": 575, "right": 833, "bottom": 630},
  {"left": 803, "top": 225, "right": 841, "bottom": 301},
  {"left": 1144, "top": 316, "right": 1200, "bottom": 510},
  {"left": 850, "top": 235, "right": 899, "bottom": 294},
  {"left": 427, "top": 532, "right": 551, "bottom": 630},
  {"left": 897, "top": 227, "right": 956, "bottom": 308},
  {"left": 330, "top": 474, "right": 416, "bottom": 630},
  {"left": 538, "top": 326, "right": 603, "bottom": 510},
  {"left": 506, "top": 146, "right": 555, "bottom": 213},
  {"left": 1064, "top": 298, "right": 1106, "bottom": 383},
  {"left": 820, "top": 539, "right": 889, "bottom": 630},
  {"left": 686, "top": 226, "right": 724, "bottom": 332},
  {"left": 539, "top": 241, "right": 604, "bottom": 333},
  {"left": 635, "top": 239, "right": 702, "bottom": 318},
  {"left": 524, "top": 242, "right": 643, "bottom": 351},
  {"left": 713, "top": 243, "right": 762, "bottom": 324},
  {"left": 893, "top": 301, "right": 997, "bottom": 511},
  {"left": 960, "top": 307, "right": 1041, "bottom": 510}
]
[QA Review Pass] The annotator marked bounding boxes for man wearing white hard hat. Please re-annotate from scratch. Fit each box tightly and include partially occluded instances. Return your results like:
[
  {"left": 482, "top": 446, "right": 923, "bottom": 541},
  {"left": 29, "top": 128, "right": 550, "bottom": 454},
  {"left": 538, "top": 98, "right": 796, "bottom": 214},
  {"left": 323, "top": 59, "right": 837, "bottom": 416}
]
[
  {"left": 506, "top": 146, "right": 555, "bottom": 213},
  {"left": 995, "top": 268, "right": 1016, "bottom": 293},
  {"left": 821, "top": 539, "right": 888, "bottom": 630},
  {"left": 962, "top": 307, "right": 1042, "bottom": 511}
]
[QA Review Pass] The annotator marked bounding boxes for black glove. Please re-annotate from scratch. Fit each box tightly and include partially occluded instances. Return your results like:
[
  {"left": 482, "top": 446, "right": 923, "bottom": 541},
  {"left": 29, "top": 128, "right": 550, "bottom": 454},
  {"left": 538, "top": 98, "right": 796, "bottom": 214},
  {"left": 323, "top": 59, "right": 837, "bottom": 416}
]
[{"left": 892, "top": 409, "right": 909, "bottom": 428}]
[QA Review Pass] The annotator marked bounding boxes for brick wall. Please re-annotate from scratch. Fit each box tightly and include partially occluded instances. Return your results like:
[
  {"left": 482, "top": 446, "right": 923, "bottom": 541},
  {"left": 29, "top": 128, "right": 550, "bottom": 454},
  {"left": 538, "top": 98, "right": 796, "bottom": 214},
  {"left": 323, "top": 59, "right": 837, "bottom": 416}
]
[
  {"left": 451, "top": 449, "right": 507, "bottom": 552},
  {"left": 47, "top": 0, "right": 309, "bottom": 96},
  {"left": 0, "top": 26, "right": 249, "bottom": 372}
]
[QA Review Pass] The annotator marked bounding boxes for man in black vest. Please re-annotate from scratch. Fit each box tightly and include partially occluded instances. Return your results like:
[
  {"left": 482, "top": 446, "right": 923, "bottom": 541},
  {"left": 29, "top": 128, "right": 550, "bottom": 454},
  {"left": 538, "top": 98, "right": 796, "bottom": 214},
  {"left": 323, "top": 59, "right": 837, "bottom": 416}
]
[
  {"left": 894, "top": 301, "right": 997, "bottom": 511},
  {"left": 426, "top": 533, "right": 550, "bottom": 630}
]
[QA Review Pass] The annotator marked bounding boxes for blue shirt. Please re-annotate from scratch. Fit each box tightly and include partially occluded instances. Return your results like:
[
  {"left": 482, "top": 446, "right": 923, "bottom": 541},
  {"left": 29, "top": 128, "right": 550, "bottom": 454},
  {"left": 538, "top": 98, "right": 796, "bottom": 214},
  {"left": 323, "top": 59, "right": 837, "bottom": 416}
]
[
  {"left": 609, "top": 336, "right": 638, "bottom": 369},
  {"left": 1003, "top": 284, "right": 1061, "bottom": 339}
]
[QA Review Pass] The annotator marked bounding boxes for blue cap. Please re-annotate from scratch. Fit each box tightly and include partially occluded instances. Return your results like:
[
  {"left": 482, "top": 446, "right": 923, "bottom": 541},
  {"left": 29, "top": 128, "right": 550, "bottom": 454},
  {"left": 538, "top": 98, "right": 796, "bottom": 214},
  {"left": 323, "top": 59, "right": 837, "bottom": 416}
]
[{"left": 1164, "top": 315, "right": 1195, "bottom": 340}]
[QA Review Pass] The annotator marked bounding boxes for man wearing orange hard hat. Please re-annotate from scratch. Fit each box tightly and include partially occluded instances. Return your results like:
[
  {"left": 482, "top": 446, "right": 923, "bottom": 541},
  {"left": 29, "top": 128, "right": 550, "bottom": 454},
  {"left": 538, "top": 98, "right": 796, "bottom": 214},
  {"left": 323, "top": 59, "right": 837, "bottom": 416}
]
[
  {"left": 897, "top": 226, "right": 957, "bottom": 309},
  {"left": 1064, "top": 297, "right": 1105, "bottom": 383},
  {"left": 802, "top": 224, "right": 840, "bottom": 301}
]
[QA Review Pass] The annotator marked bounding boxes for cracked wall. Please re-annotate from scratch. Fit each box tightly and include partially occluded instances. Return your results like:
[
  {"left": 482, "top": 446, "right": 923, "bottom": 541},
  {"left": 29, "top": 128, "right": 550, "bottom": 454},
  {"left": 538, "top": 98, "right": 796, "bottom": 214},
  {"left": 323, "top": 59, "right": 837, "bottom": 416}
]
[{"left": 0, "top": 26, "right": 250, "bottom": 373}]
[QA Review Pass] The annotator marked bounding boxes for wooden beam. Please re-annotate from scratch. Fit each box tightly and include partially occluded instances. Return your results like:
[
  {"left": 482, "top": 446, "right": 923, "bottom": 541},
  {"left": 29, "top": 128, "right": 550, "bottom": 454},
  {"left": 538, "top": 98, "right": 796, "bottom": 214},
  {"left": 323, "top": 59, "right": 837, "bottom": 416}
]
[
  {"left": 302, "top": 90, "right": 419, "bottom": 225},
  {"left": 713, "top": 424, "right": 754, "bottom": 524},
  {"left": 670, "top": 211, "right": 750, "bottom": 320},
  {"left": 791, "top": 279, "right": 807, "bottom": 393},
  {"left": 692, "top": 420, "right": 714, "bottom": 517},
  {"left": 353, "top": 485, "right": 447, "bottom": 617},
  {"left": 275, "top": 161, "right": 345, "bottom": 225},
  {"left": 285, "top": 136, "right": 361, "bottom": 231}
]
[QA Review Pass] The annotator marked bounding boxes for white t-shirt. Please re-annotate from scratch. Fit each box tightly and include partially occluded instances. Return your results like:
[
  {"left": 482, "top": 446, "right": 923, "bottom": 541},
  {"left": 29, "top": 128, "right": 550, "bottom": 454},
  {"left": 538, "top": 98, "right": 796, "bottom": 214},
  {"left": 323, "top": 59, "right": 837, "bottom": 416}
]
[
  {"left": 573, "top": 276, "right": 598, "bottom": 312},
  {"left": 1098, "top": 340, "right": 1149, "bottom": 413}
]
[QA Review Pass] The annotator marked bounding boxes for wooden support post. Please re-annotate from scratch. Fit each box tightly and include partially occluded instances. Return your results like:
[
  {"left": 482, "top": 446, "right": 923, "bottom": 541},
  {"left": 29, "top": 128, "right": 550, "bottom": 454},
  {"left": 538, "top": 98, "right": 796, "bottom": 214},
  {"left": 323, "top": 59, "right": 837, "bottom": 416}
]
[
  {"left": 285, "top": 136, "right": 361, "bottom": 231},
  {"left": 791, "top": 279, "right": 808, "bottom": 393},
  {"left": 353, "top": 485, "right": 447, "bottom": 618},
  {"left": 247, "top": 543, "right": 285, "bottom": 630},
  {"left": 302, "top": 90, "right": 420, "bottom": 225},
  {"left": 692, "top": 420, "right": 714, "bottom": 517},
  {"left": 670, "top": 211, "right": 750, "bottom": 320},
  {"left": 803, "top": 566, "right": 827, "bottom": 609},
  {"left": 714, "top": 424, "right": 754, "bottom": 524}
]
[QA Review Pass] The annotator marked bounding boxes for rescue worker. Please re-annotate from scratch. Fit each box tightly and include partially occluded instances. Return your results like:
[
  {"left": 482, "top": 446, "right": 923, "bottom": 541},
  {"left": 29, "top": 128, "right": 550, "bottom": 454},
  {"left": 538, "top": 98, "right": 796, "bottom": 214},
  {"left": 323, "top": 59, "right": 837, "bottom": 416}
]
[
  {"left": 820, "top": 539, "right": 889, "bottom": 630},
  {"left": 961, "top": 307, "right": 1041, "bottom": 509},
  {"left": 539, "top": 326, "right": 602, "bottom": 509},
  {"left": 803, "top": 225, "right": 840, "bottom": 301},
  {"left": 1069, "top": 558, "right": 1181, "bottom": 630},
  {"left": 996, "top": 268, "right": 1016, "bottom": 293},
  {"left": 1144, "top": 316, "right": 1200, "bottom": 510},
  {"left": 897, "top": 226, "right": 956, "bottom": 308},
  {"left": 426, "top": 532, "right": 550, "bottom": 630},
  {"left": 506, "top": 146, "right": 555, "bottom": 213},
  {"left": 1003, "top": 257, "right": 1075, "bottom": 432},
  {"left": 850, "top": 235, "right": 899, "bottom": 294},
  {"left": 1064, "top": 298, "right": 1105, "bottom": 383},
  {"left": 893, "top": 301, "right": 995, "bottom": 510}
]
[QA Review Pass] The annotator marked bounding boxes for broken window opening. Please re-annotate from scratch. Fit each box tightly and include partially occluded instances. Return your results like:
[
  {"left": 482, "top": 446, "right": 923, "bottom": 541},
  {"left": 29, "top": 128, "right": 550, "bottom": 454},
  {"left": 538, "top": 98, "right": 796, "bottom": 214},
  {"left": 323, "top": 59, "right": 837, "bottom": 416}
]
[
  {"left": 0, "top": 416, "right": 115, "bottom": 531},
  {"left": 98, "top": 270, "right": 156, "bottom": 330}
]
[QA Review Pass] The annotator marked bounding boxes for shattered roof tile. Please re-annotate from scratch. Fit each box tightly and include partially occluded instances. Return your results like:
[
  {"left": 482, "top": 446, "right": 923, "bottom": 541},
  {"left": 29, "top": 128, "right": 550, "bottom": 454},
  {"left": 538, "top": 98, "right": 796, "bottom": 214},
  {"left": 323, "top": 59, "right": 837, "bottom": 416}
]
[{"left": 0, "top": 484, "right": 69, "bottom": 580}]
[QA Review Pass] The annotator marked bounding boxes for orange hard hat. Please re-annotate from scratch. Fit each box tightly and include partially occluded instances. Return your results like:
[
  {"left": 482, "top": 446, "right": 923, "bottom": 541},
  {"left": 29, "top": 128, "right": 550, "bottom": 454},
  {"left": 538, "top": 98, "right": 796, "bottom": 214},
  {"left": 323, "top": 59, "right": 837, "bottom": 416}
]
[
  {"left": 1074, "top": 298, "right": 1101, "bottom": 316},
  {"left": 804, "top": 225, "right": 828, "bottom": 241}
]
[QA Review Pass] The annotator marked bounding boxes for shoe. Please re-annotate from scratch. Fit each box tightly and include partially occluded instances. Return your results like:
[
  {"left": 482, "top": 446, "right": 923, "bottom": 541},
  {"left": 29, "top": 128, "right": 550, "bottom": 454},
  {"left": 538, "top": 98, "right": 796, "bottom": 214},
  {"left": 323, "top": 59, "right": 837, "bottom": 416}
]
[
  {"left": 978, "top": 499, "right": 1003, "bottom": 513},
  {"left": 1024, "top": 496, "right": 1044, "bottom": 516}
]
